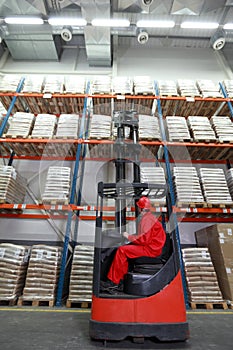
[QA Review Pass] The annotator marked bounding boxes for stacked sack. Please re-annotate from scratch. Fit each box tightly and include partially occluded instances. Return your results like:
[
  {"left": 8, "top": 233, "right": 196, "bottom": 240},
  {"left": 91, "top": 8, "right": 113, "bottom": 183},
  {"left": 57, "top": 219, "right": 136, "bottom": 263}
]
[
  {"left": 31, "top": 114, "right": 57, "bottom": 138},
  {"left": 0, "top": 243, "right": 30, "bottom": 301},
  {"left": 6, "top": 112, "right": 35, "bottom": 138},
  {"left": 42, "top": 166, "right": 71, "bottom": 204},
  {"left": 67, "top": 245, "right": 94, "bottom": 304},
  {"left": 182, "top": 247, "right": 224, "bottom": 304},
  {"left": 55, "top": 114, "right": 80, "bottom": 138},
  {"left": 0, "top": 165, "right": 27, "bottom": 203},
  {"left": 21, "top": 245, "right": 62, "bottom": 303}
]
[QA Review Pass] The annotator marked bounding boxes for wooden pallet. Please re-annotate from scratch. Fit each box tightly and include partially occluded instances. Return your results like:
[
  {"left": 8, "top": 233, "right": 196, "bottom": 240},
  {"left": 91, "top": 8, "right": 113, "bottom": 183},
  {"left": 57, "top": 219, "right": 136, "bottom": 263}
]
[
  {"left": 0, "top": 297, "right": 18, "bottom": 306},
  {"left": 191, "top": 138, "right": 217, "bottom": 144},
  {"left": 17, "top": 297, "right": 55, "bottom": 307},
  {"left": 176, "top": 202, "right": 207, "bottom": 208},
  {"left": 206, "top": 203, "right": 233, "bottom": 209},
  {"left": 2, "top": 134, "right": 28, "bottom": 139},
  {"left": 190, "top": 301, "right": 228, "bottom": 310},
  {"left": 66, "top": 300, "right": 91, "bottom": 309}
]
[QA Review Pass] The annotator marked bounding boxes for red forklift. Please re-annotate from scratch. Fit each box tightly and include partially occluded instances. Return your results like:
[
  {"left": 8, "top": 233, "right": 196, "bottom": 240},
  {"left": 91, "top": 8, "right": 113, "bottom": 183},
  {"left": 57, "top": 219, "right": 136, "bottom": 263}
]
[{"left": 89, "top": 111, "right": 189, "bottom": 342}]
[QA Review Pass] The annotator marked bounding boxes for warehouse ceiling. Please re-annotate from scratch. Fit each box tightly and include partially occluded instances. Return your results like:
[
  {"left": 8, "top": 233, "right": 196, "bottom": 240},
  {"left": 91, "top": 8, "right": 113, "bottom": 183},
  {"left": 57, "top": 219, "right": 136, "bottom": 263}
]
[{"left": 0, "top": 0, "right": 232, "bottom": 69}]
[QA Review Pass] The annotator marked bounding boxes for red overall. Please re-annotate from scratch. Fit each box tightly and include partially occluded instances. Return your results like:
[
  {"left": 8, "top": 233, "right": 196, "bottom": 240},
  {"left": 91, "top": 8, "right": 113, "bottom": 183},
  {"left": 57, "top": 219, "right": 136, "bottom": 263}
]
[{"left": 107, "top": 211, "right": 166, "bottom": 284}]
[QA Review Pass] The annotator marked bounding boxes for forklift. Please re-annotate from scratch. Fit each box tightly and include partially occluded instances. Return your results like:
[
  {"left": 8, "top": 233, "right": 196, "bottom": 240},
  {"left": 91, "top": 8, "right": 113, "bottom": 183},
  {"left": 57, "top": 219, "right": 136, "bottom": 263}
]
[{"left": 89, "top": 111, "right": 189, "bottom": 342}]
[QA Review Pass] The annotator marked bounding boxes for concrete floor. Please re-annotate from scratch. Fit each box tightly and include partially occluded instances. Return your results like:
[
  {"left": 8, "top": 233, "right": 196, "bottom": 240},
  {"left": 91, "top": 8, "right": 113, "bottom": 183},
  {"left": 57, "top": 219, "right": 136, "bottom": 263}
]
[{"left": 0, "top": 308, "right": 233, "bottom": 350}]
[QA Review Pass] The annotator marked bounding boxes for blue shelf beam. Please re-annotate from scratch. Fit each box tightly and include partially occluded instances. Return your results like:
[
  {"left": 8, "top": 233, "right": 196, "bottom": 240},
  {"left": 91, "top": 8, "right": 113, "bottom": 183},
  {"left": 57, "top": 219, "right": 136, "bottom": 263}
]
[
  {"left": 219, "top": 82, "right": 233, "bottom": 119},
  {"left": 56, "top": 82, "right": 90, "bottom": 306}
]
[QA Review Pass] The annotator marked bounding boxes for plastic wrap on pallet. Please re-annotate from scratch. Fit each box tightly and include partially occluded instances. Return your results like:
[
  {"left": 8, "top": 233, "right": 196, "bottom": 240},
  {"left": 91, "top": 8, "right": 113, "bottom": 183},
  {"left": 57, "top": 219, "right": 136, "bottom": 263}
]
[
  {"left": 55, "top": 114, "right": 80, "bottom": 138},
  {"left": 210, "top": 115, "right": 233, "bottom": 143},
  {"left": 67, "top": 245, "right": 94, "bottom": 303},
  {"left": 173, "top": 167, "right": 204, "bottom": 204},
  {"left": 196, "top": 79, "right": 223, "bottom": 98},
  {"left": 0, "top": 74, "right": 22, "bottom": 92},
  {"left": 187, "top": 116, "right": 216, "bottom": 142},
  {"left": 166, "top": 116, "right": 191, "bottom": 141},
  {"left": 157, "top": 80, "right": 178, "bottom": 96},
  {"left": 139, "top": 114, "right": 161, "bottom": 140},
  {"left": 133, "top": 76, "right": 154, "bottom": 95},
  {"left": 198, "top": 168, "right": 232, "bottom": 205},
  {"left": 64, "top": 76, "right": 86, "bottom": 94},
  {"left": 30, "top": 114, "right": 57, "bottom": 138},
  {"left": 112, "top": 77, "right": 133, "bottom": 95},
  {"left": 182, "top": 247, "right": 224, "bottom": 303},
  {"left": 42, "top": 166, "right": 71, "bottom": 203},
  {"left": 5, "top": 112, "right": 35, "bottom": 138},
  {"left": 0, "top": 165, "right": 27, "bottom": 204},
  {"left": 0, "top": 243, "right": 30, "bottom": 300},
  {"left": 22, "top": 75, "right": 44, "bottom": 93},
  {"left": 177, "top": 79, "right": 201, "bottom": 97},
  {"left": 21, "top": 245, "right": 62, "bottom": 301},
  {"left": 89, "top": 114, "right": 112, "bottom": 139},
  {"left": 90, "top": 76, "right": 112, "bottom": 94},
  {"left": 42, "top": 75, "right": 64, "bottom": 94}
]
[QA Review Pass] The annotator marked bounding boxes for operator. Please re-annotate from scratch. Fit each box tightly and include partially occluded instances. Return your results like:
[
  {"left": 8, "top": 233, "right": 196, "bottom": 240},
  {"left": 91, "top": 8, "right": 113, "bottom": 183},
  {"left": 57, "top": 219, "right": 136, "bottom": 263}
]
[{"left": 101, "top": 196, "right": 166, "bottom": 291}]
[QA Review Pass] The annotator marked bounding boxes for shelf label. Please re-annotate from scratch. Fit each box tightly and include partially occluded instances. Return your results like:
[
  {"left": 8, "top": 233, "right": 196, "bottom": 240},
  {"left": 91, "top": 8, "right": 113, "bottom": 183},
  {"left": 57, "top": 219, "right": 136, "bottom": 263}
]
[
  {"left": 21, "top": 204, "right": 26, "bottom": 209},
  {"left": 13, "top": 204, "right": 18, "bottom": 209},
  {"left": 43, "top": 93, "right": 52, "bottom": 99},
  {"left": 58, "top": 205, "right": 62, "bottom": 210},
  {"left": 116, "top": 95, "right": 125, "bottom": 100},
  {"left": 186, "top": 97, "right": 195, "bottom": 102}
]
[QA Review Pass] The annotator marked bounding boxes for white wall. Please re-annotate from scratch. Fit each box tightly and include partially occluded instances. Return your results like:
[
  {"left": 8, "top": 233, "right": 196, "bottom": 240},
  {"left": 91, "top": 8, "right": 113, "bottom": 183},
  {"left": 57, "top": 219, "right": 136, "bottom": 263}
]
[
  {"left": 116, "top": 47, "right": 230, "bottom": 80},
  {"left": 0, "top": 46, "right": 232, "bottom": 80}
]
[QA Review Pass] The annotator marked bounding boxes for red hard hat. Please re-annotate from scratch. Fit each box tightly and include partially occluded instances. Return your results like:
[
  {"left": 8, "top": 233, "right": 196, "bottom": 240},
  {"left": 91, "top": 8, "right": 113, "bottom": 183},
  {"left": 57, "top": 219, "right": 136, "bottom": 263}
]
[{"left": 136, "top": 196, "right": 151, "bottom": 209}]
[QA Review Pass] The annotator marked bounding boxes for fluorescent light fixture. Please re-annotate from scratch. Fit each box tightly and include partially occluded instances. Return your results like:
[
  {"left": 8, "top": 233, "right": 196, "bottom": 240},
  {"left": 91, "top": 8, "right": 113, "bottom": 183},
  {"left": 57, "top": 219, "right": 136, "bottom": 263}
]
[
  {"left": 223, "top": 23, "right": 233, "bottom": 30},
  {"left": 181, "top": 22, "right": 219, "bottom": 29},
  {"left": 136, "top": 20, "right": 175, "bottom": 28},
  {"left": 5, "top": 17, "right": 44, "bottom": 25},
  {"left": 91, "top": 18, "right": 130, "bottom": 27},
  {"left": 48, "top": 17, "right": 87, "bottom": 26}
]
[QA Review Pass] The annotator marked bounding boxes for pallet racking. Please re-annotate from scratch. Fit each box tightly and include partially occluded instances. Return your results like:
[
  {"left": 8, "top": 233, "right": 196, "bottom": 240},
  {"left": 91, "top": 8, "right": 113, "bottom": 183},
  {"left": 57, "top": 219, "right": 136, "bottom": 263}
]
[{"left": 0, "top": 76, "right": 233, "bottom": 306}]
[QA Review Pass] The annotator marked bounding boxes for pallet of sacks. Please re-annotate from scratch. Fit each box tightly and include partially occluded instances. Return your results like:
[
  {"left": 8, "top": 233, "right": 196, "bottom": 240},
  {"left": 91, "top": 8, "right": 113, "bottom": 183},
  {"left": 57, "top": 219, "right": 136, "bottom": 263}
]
[
  {"left": 182, "top": 247, "right": 227, "bottom": 309},
  {"left": 41, "top": 166, "right": 71, "bottom": 205},
  {"left": 0, "top": 165, "right": 27, "bottom": 204},
  {"left": 0, "top": 243, "right": 30, "bottom": 305},
  {"left": 18, "top": 245, "right": 62, "bottom": 307},
  {"left": 66, "top": 245, "right": 94, "bottom": 308}
]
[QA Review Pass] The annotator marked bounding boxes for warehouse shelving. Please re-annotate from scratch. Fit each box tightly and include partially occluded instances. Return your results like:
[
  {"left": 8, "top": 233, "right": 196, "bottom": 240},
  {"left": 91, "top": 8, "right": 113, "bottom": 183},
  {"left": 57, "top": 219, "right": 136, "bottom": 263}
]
[{"left": 1, "top": 76, "right": 233, "bottom": 307}]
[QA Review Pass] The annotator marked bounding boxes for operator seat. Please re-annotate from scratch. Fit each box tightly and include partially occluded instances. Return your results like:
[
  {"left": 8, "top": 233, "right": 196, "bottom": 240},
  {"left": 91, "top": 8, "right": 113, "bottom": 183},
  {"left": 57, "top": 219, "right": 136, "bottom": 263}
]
[{"left": 123, "top": 233, "right": 172, "bottom": 295}]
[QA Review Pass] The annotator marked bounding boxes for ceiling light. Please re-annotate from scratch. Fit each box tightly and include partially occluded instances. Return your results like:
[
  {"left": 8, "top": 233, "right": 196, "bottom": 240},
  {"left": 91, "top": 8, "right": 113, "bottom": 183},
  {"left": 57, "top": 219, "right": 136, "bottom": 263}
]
[
  {"left": 223, "top": 23, "right": 233, "bottom": 30},
  {"left": 4, "top": 17, "right": 44, "bottom": 25},
  {"left": 181, "top": 22, "right": 219, "bottom": 29},
  {"left": 136, "top": 20, "right": 175, "bottom": 28},
  {"left": 48, "top": 17, "right": 87, "bottom": 26},
  {"left": 91, "top": 19, "right": 130, "bottom": 27}
]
